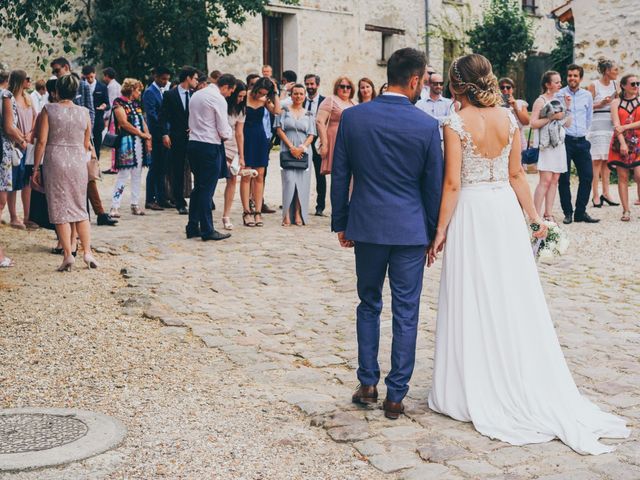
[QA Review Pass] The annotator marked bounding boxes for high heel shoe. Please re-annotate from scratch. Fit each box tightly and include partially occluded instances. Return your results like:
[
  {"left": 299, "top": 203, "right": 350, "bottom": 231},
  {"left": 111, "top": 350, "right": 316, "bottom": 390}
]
[
  {"left": 83, "top": 253, "right": 99, "bottom": 269},
  {"left": 57, "top": 256, "right": 75, "bottom": 272},
  {"left": 601, "top": 194, "right": 620, "bottom": 206},
  {"left": 592, "top": 198, "right": 602, "bottom": 208}
]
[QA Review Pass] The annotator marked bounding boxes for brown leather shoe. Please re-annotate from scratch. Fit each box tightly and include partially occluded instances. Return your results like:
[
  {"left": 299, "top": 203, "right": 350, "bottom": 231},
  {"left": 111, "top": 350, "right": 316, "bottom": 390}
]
[
  {"left": 382, "top": 399, "right": 404, "bottom": 420},
  {"left": 352, "top": 384, "right": 378, "bottom": 405},
  {"left": 261, "top": 203, "right": 276, "bottom": 214}
]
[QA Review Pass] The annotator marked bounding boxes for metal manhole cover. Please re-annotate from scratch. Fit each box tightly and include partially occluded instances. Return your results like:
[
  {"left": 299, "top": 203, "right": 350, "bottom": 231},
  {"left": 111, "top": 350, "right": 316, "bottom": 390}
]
[{"left": 0, "top": 414, "right": 88, "bottom": 454}]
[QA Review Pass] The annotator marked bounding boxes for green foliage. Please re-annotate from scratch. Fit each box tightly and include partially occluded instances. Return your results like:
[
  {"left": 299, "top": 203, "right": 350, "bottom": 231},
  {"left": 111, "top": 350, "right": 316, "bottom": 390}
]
[
  {"left": 549, "top": 23, "right": 574, "bottom": 81},
  {"left": 466, "top": 0, "right": 534, "bottom": 78},
  {"left": 1, "top": 0, "right": 296, "bottom": 78}
]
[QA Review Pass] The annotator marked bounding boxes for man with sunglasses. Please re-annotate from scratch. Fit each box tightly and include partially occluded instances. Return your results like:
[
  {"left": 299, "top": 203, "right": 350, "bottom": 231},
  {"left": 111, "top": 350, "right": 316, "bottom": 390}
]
[
  {"left": 416, "top": 73, "right": 454, "bottom": 141},
  {"left": 419, "top": 65, "right": 436, "bottom": 100},
  {"left": 558, "top": 64, "right": 600, "bottom": 224}
]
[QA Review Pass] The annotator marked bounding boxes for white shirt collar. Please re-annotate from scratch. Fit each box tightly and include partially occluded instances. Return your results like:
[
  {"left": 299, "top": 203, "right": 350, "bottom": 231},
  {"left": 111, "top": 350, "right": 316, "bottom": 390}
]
[{"left": 383, "top": 92, "right": 408, "bottom": 99}]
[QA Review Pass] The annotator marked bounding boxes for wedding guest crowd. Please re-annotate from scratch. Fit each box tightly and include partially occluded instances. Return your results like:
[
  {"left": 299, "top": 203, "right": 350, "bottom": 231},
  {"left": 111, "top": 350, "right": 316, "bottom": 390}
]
[{"left": 2, "top": 52, "right": 639, "bottom": 270}]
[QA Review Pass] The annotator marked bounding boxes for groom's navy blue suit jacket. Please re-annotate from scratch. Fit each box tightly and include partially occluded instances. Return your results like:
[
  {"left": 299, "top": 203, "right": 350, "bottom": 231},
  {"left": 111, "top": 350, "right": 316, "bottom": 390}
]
[{"left": 331, "top": 94, "right": 444, "bottom": 245}]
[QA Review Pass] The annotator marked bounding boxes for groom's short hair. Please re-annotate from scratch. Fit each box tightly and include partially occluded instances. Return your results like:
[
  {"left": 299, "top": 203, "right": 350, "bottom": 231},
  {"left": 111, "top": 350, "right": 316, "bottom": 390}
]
[{"left": 387, "top": 48, "right": 427, "bottom": 87}]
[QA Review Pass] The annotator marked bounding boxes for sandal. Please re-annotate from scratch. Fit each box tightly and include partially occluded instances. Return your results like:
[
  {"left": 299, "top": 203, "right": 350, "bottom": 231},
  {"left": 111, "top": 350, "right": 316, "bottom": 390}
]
[
  {"left": 24, "top": 220, "right": 40, "bottom": 230},
  {"left": 242, "top": 211, "right": 255, "bottom": 227},
  {"left": 0, "top": 257, "right": 14, "bottom": 268},
  {"left": 222, "top": 216, "right": 233, "bottom": 230},
  {"left": 109, "top": 208, "right": 121, "bottom": 218},
  {"left": 131, "top": 205, "right": 146, "bottom": 216},
  {"left": 253, "top": 212, "right": 264, "bottom": 227},
  {"left": 621, "top": 211, "right": 631, "bottom": 222},
  {"left": 10, "top": 221, "right": 26, "bottom": 230}
]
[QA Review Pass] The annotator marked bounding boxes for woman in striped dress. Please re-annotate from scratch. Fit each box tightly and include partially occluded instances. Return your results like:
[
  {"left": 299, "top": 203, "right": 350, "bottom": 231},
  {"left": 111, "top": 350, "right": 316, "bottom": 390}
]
[{"left": 587, "top": 59, "right": 620, "bottom": 207}]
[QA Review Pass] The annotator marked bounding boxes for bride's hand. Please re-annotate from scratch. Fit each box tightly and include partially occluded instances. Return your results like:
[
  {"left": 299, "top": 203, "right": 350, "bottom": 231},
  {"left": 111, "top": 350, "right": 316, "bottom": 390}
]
[{"left": 427, "top": 231, "right": 446, "bottom": 267}]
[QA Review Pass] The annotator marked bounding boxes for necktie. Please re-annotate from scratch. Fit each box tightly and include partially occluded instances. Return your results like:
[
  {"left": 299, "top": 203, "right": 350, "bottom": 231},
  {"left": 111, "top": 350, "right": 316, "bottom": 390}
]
[
  {"left": 184, "top": 91, "right": 189, "bottom": 115},
  {"left": 307, "top": 98, "right": 313, "bottom": 112}
]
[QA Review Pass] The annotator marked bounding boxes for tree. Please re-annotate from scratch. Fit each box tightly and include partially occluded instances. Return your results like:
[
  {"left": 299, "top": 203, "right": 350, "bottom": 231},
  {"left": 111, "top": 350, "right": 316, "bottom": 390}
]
[
  {"left": 1, "top": 0, "right": 295, "bottom": 79},
  {"left": 549, "top": 23, "right": 575, "bottom": 81},
  {"left": 466, "top": 0, "right": 534, "bottom": 78}
]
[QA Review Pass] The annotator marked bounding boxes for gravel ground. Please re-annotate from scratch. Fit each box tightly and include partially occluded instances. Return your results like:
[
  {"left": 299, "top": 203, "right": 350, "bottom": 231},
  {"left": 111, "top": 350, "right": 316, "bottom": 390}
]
[{"left": 0, "top": 226, "right": 387, "bottom": 480}]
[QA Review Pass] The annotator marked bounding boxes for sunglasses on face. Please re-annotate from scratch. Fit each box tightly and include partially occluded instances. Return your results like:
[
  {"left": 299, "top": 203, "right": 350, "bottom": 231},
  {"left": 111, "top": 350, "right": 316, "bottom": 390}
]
[
  {"left": 338, "top": 84, "right": 352, "bottom": 90},
  {"left": 52, "top": 68, "right": 61, "bottom": 75},
  {"left": 500, "top": 85, "right": 513, "bottom": 91},
  {"left": 427, "top": 71, "right": 436, "bottom": 75},
  {"left": 26, "top": 77, "right": 31, "bottom": 82},
  {"left": 630, "top": 82, "right": 640, "bottom": 87},
  {"left": 431, "top": 82, "right": 444, "bottom": 86}
]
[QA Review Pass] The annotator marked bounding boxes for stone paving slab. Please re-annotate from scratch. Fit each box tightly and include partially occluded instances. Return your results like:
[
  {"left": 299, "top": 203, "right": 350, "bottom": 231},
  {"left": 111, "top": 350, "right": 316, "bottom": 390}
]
[{"left": 89, "top": 163, "right": 639, "bottom": 479}]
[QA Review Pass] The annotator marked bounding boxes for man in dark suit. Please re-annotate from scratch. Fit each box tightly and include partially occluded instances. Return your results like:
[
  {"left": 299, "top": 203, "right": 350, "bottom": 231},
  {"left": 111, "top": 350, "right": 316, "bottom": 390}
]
[
  {"left": 81, "top": 65, "right": 110, "bottom": 158},
  {"left": 303, "top": 73, "right": 326, "bottom": 216},
  {"left": 159, "top": 66, "right": 199, "bottom": 215},
  {"left": 143, "top": 66, "right": 172, "bottom": 210},
  {"left": 331, "top": 48, "right": 444, "bottom": 420}
]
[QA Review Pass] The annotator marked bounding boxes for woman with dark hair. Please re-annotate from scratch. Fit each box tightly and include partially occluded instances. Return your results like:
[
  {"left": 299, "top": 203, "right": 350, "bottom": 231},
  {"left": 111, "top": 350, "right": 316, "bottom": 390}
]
[
  {"left": 588, "top": 58, "right": 620, "bottom": 207},
  {"left": 32, "top": 74, "right": 98, "bottom": 271},
  {"left": 428, "top": 53, "right": 629, "bottom": 455},
  {"left": 498, "top": 77, "right": 529, "bottom": 150},
  {"left": 357, "top": 77, "right": 376, "bottom": 104},
  {"left": 1, "top": 70, "right": 37, "bottom": 229},
  {"left": 378, "top": 83, "right": 388, "bottom": 95},
  {"left": 109, "top": 78, "right": 152, "bottom": 217},
  {"left": 221, "top": 79, "right": 247, "bottom": 230},
  {"left": 316, "top": 76, "right": 355, "bottom": 174},
  {"left": 608, "top": 74, "right": 640, "bottom": 221},
  {"left": 530, "top": 70, "right": 571, "bottom": 220},
  {"left": 275, "top": 84, "right": 316, "bottom": 226},
  {"left": 241, "top": 77, "right": 281, "bottom": 226}
]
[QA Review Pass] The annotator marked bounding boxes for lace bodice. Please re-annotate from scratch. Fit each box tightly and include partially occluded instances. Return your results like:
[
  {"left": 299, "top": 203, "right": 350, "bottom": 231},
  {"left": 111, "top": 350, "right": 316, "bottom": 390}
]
[{"left": 443, "top": 110, "right": 517, "bottom": 185}]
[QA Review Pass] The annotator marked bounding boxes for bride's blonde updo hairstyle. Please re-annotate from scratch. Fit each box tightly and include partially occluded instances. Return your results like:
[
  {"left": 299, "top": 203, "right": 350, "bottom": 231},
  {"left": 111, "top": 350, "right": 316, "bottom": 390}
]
[{"left": 449, "top": 54, "right": 502, "bottom": 108}]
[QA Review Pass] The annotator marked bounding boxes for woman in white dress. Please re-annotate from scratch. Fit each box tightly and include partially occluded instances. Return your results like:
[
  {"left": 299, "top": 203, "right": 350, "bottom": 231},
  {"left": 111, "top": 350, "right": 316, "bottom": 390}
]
[
  {"left": 531, "top": 71, "right": 570, "bottom": 220},
  {"left": 427, "top": 54, "right": 630, "bottom": 455},
  {"left": 588, "top": 59, "right": 620, "bottom": 207}
]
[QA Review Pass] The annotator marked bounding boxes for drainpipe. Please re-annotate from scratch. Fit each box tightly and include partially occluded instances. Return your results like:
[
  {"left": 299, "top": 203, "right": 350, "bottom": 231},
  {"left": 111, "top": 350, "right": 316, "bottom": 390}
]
[
  {"left": 547, "top": 12, "right": 575, "bottom": 62},
  {"left": 425, "top": 0, "right": 430, "bottom": 59}
]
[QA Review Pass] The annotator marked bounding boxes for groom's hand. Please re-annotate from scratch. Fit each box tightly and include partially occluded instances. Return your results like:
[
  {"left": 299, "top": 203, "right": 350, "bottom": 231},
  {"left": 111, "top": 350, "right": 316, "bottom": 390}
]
[{"left": 337, "top": 232, "right": 354, "bottom": 248}]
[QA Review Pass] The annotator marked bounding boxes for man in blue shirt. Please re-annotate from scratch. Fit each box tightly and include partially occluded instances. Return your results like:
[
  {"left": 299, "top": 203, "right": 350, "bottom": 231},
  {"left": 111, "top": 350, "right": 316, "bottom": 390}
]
[{"left": 558, "top": 64, "right": 600, "bottom": 224}]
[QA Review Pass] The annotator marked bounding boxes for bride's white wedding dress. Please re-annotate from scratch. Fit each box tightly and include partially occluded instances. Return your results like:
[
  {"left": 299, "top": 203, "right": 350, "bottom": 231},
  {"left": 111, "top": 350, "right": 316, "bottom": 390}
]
[{"left": 428, "top": 110, "right": 630, "bottom": 455}]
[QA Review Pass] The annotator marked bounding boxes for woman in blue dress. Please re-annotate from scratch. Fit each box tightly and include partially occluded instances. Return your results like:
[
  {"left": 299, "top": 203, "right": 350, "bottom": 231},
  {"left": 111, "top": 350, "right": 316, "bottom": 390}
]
[{"left": 241, "top": 77, "right": 281, "bottom": 226}]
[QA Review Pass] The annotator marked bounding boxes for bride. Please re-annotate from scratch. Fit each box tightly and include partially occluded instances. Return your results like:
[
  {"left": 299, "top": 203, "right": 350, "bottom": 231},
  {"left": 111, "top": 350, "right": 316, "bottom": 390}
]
[{"left": 426, "top": 54, "right": 629, "bottom": 455}]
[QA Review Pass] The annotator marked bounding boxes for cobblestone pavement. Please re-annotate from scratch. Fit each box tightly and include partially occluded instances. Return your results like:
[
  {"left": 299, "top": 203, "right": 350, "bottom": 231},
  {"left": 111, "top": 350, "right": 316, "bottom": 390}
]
[{"left": 3, "top": 157, "right": 639, "bottom": 479}]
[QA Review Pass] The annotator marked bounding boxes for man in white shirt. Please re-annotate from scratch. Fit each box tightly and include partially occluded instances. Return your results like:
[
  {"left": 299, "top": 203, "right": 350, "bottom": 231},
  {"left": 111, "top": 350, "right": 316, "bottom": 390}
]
[
  {"left": 416, "top": 73, "right": 454, "bottom": 140},
  {"left": 102, "top": 67, "right": 121, "bottom": 174},
  {"left": 303, "top": 73, "right": 327, "bottom": 215},
  {"left": 30, "top": 79, "right": 48, "bottom": 113},
  {"left": 186, "top": 73, "right": 236, "bottom": 241}
]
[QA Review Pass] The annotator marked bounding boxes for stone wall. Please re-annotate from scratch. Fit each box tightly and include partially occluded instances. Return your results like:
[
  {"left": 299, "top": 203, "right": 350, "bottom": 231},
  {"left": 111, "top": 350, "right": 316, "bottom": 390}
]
[
  {"left": 573, "top": 0, "right": 640, "bottom": 81},
  {"left": 208, "top": 0, "right": 426, "bottom": 93}
]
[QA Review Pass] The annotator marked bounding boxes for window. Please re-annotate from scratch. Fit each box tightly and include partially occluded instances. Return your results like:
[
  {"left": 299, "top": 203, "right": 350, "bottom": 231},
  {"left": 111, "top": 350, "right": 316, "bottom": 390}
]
[
  {"left": 522, "top": 0, "right": 537, "bottom": 14},
  {"left": 262, "top": 14, "right": 283, "bottom": 80},
  {"left": 365, "top": 24, "right": 405, "bottom": 66}
]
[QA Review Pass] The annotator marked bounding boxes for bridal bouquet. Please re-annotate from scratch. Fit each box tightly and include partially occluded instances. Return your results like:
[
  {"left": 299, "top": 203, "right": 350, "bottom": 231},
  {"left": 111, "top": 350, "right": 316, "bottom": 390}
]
[{"left": 530, "top": 220, "right": 569, "bottom": 261}]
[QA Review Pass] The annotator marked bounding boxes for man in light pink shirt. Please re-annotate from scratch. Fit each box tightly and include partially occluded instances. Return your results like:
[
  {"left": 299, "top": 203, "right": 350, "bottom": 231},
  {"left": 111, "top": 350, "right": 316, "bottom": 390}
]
[{"left": 186, "top": 73, "right": 236, "bottom": 241}]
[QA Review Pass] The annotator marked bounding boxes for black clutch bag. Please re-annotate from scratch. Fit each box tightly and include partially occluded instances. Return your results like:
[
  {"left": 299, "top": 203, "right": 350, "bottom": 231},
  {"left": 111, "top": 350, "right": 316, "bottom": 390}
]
[
  {"left": 102, "top": 109, "right": 120, "bottom": 148},
  {"left": 280, "top": 149, "right": 309, "bottom": 169}
]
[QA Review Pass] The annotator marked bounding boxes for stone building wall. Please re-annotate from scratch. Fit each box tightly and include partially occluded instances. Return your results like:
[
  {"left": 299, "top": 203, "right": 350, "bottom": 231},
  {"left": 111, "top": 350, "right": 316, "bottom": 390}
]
[
  {"left": 208, "top": 0, "right": 426, "bottom": 93},
  {"left": 572, "top": 0, "right": 640, "bottom": 81}
]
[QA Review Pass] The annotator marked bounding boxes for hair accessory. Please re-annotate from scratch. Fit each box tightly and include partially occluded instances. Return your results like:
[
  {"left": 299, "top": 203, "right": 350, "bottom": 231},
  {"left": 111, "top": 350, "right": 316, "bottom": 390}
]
[{"left": 452, "top": 59, "right": 462, "bottom": 83}]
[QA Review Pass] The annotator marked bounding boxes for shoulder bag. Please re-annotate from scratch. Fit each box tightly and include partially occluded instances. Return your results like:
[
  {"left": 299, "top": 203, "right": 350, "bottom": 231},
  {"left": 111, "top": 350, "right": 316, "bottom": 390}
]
[
  {"left": 521, "top": 127, "right": 539, "bottom": 165},
  {"left": 279, "top": 111, "right": 309, "bottom": 170},
  {"left": 102, "top": 107, "right": 119, "bottom": 148}
]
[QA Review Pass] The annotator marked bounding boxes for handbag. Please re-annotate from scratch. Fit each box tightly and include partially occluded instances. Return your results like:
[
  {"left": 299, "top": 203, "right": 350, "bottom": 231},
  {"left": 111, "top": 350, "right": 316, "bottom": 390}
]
[
  {"left": 87, "top": 138, "right": 100, "bottom": 181},
  {"left": 279, "top": 110, "right": 310, "bottom": 170},
  {"left": 102, "top": 109, "right": 119, "bottom": 148},
  {"left": 229, "top": 154, "right": 241, "bottom": 176},
  {"left": 11, "top": 146, "right": 23, "bottom": 167},
  {"left": 521, "top": 127, "right": 539, "bottom": 165}
]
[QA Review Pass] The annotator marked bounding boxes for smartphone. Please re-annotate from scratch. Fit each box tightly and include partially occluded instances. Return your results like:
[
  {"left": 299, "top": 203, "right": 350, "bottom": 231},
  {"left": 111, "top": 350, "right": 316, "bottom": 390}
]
[{"left": 502, "top": 93, "right": 510, "bottom": 107}]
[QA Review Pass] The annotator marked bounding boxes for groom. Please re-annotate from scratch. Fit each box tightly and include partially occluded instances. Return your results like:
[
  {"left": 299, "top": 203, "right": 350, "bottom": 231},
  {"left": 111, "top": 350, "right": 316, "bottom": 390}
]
[{"left": 331, "top": 48, "right": 444, "bottom": 419}]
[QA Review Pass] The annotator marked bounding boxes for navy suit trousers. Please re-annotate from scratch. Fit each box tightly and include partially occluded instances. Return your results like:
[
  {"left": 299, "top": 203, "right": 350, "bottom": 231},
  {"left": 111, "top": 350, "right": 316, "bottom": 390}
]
[
  {"left": 186, "top": 141, "right": 223, "bottom": 236},
  {"left": 354, "top": 242, "right": 426, "bottom": 403},
  {"left": 559, "top": 136, "right": 593, "bottom": 216},
  {"left": 146, "top": 138, "right": 168, "bottom": 205}
]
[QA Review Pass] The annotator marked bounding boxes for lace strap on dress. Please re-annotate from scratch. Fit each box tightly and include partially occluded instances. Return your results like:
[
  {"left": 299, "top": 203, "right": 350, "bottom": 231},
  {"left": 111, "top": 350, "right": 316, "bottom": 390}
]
[
  {"left": 442, "top": 110, "right": 469, "bottom": 141},
  {"left": 507, "top": 110, "right": 518, "bottom": 139}
]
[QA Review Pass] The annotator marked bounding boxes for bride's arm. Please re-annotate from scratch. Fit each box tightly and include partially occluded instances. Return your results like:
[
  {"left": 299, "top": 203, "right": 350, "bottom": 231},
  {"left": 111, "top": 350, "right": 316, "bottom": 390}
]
[
  {"left": 427, "top": 125, "right": 461, "bottom": 266},
  {"left": 508, "top": 131, "right": 545, "bottom": 229}
]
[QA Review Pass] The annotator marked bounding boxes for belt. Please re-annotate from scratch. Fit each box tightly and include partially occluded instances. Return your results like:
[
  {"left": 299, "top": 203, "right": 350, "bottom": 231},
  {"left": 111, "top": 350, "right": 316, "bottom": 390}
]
[{"left": 566, "top": 135, "right": 586, "bottom": 141}]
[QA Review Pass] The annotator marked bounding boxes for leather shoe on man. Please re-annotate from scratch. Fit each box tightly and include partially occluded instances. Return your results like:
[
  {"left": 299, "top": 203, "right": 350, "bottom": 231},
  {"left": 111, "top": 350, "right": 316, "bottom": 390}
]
[
  {"left": 145, "top": 202, "right": 164, "bottom": 211},
  {"left": 382, "top": 399, "right": 405, "bottom": 420},
  {"left": 160, "top": 200, "right": 176, "bottom": 209},
  {"left": 352, "top": 384, "right": 378, "bottom": 405},
  {"left": 314, "top": 208, "right": 325, "bottom": 217},
  {"left": 177, "top": 206, "right": 189, "bottom": 215},
  {"left": 97, "top": 213, "right": 118, "bottom": 226},
  {"left": 261, "top": 203, "right": 276, "bottom": 214},
  {"left": 574, "top": 213, "right": 600, "bottom": 223},
  {"left": 202, "top": 230, "right": 231, "bottom": 241},
  {"left": 563, "top": 214, "right": 573, "bottom": 225}
]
